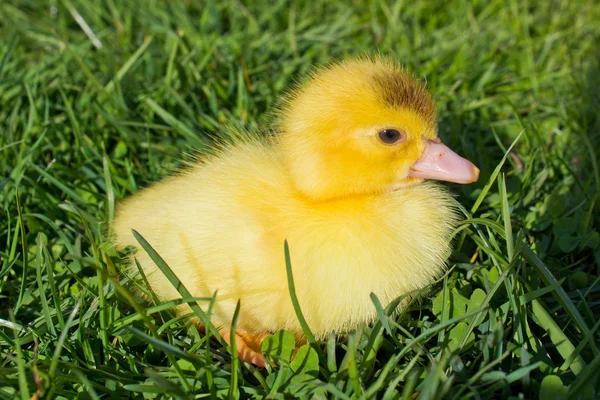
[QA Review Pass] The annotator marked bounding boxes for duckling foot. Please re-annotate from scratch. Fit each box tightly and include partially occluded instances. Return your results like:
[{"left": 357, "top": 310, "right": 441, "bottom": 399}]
[{"left": 219, "top": 329, "right": 268, "bottom": 368}]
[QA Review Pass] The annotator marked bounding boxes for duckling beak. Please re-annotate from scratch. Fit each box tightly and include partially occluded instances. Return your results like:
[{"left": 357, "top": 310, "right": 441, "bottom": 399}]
[{"left": 409, "top": 139, "right": 480, "bottom": 184}]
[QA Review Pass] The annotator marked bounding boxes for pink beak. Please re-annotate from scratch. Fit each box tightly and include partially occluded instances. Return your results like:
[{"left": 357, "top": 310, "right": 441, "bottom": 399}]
[{"left": 409, "top": 139, "right": 480, "bottom": 184}]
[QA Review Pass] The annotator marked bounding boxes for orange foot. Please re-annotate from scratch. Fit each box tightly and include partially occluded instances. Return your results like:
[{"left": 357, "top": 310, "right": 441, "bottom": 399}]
[{"left": 219, "top": 329, "right": 268, "bottom": 368}]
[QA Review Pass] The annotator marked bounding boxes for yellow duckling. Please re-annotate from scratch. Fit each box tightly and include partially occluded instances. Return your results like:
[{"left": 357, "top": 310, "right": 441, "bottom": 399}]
[{"left": 113, "top": 58, "right": 479, "bottom": 367}]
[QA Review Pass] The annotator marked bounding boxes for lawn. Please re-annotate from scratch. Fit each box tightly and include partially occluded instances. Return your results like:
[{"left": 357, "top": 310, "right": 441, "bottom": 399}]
[{"left": 1, "top": 0, "right": 599, "bottom": 398}]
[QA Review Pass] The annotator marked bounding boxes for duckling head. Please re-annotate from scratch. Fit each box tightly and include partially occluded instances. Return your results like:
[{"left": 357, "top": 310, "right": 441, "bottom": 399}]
[{"left": 279, "top": 58, "right": 479, "bottom": 201}]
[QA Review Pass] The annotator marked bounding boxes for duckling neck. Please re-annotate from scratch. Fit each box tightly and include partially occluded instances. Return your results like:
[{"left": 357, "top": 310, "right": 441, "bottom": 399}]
[{"left": 280, "top": 146, "right": 396, "bottom": 202}]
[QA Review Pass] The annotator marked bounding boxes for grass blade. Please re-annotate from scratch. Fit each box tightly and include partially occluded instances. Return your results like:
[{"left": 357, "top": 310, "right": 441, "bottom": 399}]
[
  {"left": 471, "top": 130, "right": 524, "bottom": 214},
  {"left": 283, "top": 240, "right": 326, "bottom": 364},
  {"left": 127, "top": 327, "right": 204, "bottom": 368},
  {"left": 530, "top": 299, "right": 585, "bottom": 375},
  {"left": 567, "top": 352, "right": 600, "bottom": 399},
  {"left": 499, "top": 174, "right": 514, "bottom": 261},
  {"left": 104, "top": 37, "right": 153, "bottom": 93},
  {"left": 31, "top": 164, "right": 86, "bottom": 205},
  {"left": 35, "top": 233, "right": 56, "bottom": 337},
  {"left": 347, "top": 332, "right": 364, "bottom": 396},
  {"left": 49, "top": 296, "right": 81, "bottom": 379},
  {"left": 369, "top": 293, "right": 391, "bottom": 335},
  {"left": 523, "top": 245, "right": 598, "bottom": 355},
  {"left": 9, "top": 310, "right": 30, "bottom": 400},
  {"left": 102, "top": 154, "right": 115, "bottom": 233},
  {"left": 73, "top": 369, "right": 100, "bottom": 400},
  {"left": 227, "top": 300, "right": 241, "bottom": 400},
  {"left": 144, "top": 98, "right": 206, "bottom": 148},
  {"left": 13, "top": 188, "right": 27, "bottom": 315},
  {"left": 0, "top": 33, "right": 19, "bottom": 79},
  {"left": 132, "top": 230, "right": 223, "bottom": 342}
]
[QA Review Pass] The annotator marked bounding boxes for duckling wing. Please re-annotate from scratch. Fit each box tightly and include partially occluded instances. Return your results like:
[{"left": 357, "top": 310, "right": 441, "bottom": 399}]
[{"left": 112, "top": 141, "right": 299, "bottom": 334}]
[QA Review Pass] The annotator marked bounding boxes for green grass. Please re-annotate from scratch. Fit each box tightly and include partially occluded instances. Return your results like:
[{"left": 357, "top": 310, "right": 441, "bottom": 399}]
[{"left": 1, "top": 0, "right": 600, "bottom": 398}]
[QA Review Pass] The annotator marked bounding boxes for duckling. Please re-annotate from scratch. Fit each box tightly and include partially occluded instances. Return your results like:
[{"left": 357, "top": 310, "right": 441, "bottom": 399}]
[{"left": 113, "top": 57, "right": 479, "bottom": 367}]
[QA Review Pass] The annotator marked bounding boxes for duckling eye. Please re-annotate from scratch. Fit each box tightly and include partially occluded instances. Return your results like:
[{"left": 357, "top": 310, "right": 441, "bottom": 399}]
[{"left": 378, "top": 129, "right": 403, "bottom": 144}]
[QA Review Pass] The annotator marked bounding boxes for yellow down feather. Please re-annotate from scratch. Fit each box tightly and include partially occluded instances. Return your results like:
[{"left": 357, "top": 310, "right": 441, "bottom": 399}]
[{"left": 113, "top": 57, "right": 459, "bottom": 343}]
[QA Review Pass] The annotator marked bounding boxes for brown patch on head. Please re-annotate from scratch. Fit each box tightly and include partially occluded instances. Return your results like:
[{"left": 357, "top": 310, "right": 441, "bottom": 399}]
[{"left": 370, "top": 68, "right": 437, "bottom": 126}]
